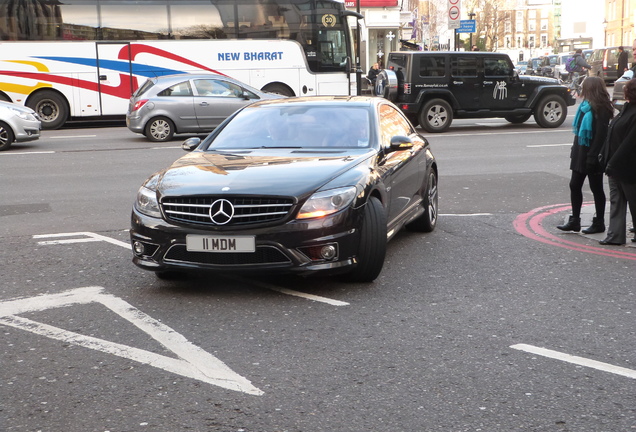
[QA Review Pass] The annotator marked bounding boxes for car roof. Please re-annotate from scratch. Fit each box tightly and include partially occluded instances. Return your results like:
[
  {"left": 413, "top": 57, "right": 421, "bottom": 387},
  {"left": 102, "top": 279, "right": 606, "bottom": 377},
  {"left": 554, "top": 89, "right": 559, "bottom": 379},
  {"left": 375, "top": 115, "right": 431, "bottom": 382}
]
[{"left": 243, "top": 95, "right": 378, "bottom": 109}]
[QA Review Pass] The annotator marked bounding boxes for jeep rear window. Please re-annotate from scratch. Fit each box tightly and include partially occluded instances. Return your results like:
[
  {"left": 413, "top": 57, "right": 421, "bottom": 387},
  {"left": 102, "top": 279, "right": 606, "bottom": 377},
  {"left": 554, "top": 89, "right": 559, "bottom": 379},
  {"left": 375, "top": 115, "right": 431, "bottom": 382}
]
[
  {"left": 388, "top": 54, "right": 408, "bottom": 68},
  {"left": 451, "top": 57, "right": 477, "bottom": 77},
  {"left": 419, "top": 56, "right": 445, "bottom": 77}
]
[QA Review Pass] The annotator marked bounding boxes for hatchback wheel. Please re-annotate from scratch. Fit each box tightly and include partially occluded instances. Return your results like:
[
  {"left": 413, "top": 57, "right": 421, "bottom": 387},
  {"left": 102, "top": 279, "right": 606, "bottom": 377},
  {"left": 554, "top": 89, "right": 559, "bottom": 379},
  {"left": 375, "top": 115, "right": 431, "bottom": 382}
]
[
  {"left": 344, "top": 197, "right": 387, "bottom": 283},
  {"left": 145, "top": 116, "right": 175, "bottom": 142},
  {"left": 0, "top": 121, "right": 15, "bottom": 151}
]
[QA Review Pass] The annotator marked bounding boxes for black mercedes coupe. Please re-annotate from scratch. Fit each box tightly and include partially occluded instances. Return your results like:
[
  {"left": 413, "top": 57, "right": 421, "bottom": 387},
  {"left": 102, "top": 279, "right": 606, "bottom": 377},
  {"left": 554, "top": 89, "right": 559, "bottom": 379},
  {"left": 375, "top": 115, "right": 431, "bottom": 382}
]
[{"left": 130, "top": 96, "right": 438, "bottom": 282}]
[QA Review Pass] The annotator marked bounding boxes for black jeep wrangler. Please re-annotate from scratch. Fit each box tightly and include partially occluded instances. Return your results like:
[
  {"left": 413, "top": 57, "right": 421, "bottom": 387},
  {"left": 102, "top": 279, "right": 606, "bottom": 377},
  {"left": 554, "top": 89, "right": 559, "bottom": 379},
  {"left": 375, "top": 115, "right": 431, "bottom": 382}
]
[{"left": 375, "top": 51, "right": 576, "bottom": 133}]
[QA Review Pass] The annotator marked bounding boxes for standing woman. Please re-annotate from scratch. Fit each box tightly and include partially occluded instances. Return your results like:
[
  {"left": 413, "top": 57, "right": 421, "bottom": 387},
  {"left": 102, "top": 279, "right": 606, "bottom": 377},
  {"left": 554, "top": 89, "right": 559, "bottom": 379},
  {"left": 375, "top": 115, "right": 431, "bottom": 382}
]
[
  {"left": 598, "top": 78, "right": 636, "bottom": 245},
  {"left": 557, "top": 76, "right": 613, "bottom": 233}
]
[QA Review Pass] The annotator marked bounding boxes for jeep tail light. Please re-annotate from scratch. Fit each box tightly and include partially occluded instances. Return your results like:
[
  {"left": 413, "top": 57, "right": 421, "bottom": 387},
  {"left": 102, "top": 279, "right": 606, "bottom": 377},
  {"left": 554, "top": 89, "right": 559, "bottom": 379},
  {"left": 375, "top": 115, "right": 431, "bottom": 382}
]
[
  {"left": 403, "top": 83, "right": 411, "bottom": 94},
  {"left": 131, "top": 99, "right": 149, "bottom": 112}
]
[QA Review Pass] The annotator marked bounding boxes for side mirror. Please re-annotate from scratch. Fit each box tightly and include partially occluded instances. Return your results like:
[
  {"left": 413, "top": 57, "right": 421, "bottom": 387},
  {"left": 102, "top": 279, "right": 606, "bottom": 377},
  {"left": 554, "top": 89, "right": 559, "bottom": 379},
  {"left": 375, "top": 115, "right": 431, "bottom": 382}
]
[
  {"left": 182, "top": 137, "right": 201, "bottom": 152},
  {"left": 389, "top": 135, "right": 413, "bottom": 151}
]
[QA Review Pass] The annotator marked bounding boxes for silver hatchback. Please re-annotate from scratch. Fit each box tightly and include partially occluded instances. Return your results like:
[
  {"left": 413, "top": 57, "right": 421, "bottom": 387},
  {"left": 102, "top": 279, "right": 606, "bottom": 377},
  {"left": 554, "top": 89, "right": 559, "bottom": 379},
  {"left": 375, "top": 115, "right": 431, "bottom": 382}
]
[
  {"left": 126, "top": 73, "right": 285, "bottom": 142},
  {"left": 0, "top": 101, "right": 41, "bottom": 151}
]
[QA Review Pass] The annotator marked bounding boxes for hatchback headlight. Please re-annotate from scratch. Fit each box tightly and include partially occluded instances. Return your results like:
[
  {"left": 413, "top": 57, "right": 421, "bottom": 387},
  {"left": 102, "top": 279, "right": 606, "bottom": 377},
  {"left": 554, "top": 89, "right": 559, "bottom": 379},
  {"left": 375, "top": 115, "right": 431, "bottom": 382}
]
[
  {"left": 9, "top": 107, "right": 37, "bottom": 121},
  {"left": 297, "top": 186, "right": 357, "bottom": 219},
  {"left": 135, "top": 186, "right": 162, "bottom": 218}
]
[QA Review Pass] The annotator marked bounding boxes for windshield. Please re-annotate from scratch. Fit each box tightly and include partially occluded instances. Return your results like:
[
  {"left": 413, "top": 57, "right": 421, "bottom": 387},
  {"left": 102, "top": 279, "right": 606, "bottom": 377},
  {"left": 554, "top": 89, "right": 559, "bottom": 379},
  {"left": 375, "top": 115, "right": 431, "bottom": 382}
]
[{"left": 209, "top": 105, "right": 371, "bottom": 149}]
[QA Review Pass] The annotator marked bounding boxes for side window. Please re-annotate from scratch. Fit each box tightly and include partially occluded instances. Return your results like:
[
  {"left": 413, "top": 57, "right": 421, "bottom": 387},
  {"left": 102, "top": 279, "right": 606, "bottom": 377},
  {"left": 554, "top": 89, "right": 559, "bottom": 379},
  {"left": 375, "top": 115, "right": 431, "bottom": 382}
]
[
  {"left": 419, "top": 56, "right": 446, "bottom": 77},
  {"left": 451, "top": 56, "right": 477, "bottom": 77},
  {"left": 484, "top": 58, "right": 512, "bottom": 77},
  {"left": 379, "top": 104, "right": 412, "bottom": 149},
  {"left": 157, "top": 81, "right": 192, "bottom": 97},
  {"left": 195, "top": 79, "right": 241, "bottom": 97}
]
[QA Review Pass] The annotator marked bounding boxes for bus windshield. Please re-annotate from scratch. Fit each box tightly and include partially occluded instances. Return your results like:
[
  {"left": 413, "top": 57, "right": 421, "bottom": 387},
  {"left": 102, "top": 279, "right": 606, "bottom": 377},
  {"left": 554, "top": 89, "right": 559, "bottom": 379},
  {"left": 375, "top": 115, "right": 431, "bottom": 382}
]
[{"left": 0, "top": 0, "right": 351, "bottom": 73}]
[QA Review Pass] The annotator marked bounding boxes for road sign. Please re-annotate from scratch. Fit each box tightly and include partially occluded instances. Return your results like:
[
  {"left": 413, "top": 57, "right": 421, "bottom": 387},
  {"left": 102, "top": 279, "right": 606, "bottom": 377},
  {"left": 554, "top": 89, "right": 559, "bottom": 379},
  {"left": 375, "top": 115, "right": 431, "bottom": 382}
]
[
  {"left": 457, "top": 19, "right": 476, "bottom": 33},
  {"left": 448, "top": 0, "right": 461, "bottom": 29}
]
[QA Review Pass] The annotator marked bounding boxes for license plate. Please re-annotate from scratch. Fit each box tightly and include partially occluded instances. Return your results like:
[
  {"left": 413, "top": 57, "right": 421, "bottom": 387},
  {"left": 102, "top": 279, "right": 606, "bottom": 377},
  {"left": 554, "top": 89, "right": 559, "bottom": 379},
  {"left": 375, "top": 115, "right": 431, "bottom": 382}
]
[{"left": 186, "top": 235, "right": 255, "bottom": 253}]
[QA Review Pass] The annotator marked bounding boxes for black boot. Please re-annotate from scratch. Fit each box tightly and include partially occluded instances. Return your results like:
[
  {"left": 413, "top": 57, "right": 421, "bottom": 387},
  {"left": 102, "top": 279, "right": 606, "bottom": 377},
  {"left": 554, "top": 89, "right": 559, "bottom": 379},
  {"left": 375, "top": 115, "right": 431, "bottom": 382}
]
[
  {"left": 557, "top": 215, "right": 581, "bottom": 232},
  {"left": 581, "top": 216, "right": 605, "bottom": 234}
]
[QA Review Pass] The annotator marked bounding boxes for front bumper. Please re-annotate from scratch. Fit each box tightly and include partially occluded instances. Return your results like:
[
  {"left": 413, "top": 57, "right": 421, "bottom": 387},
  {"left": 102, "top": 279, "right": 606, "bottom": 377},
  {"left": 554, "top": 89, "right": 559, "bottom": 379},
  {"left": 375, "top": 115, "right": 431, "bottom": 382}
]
[
  {"left": 13, "top": 119, "right": 41, "bottom": 142},
  {"left": 130, "top": 206, "right": 364, "bottom": 276}
]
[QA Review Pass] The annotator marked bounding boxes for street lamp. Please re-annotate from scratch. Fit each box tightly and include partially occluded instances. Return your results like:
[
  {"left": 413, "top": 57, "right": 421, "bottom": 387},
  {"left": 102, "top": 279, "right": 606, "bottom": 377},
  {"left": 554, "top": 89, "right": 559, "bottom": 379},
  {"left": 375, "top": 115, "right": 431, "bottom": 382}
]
[{"left": 603, "top": 19, "right": 608, "bottom": 46}]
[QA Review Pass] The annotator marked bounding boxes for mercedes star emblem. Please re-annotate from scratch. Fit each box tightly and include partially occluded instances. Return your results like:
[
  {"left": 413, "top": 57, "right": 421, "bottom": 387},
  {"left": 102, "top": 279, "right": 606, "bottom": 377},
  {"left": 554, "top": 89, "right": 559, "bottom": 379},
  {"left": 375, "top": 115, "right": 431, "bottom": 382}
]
[{"left": 209, "top": 199, "right": 234, "bottom": 225}]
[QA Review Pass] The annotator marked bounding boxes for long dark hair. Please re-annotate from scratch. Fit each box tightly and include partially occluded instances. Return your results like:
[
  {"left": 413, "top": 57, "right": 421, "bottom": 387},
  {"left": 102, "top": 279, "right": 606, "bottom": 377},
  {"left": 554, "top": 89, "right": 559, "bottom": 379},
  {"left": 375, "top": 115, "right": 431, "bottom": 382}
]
[{"left": 581, "top": 76, "right": 614, "bottom": 118}]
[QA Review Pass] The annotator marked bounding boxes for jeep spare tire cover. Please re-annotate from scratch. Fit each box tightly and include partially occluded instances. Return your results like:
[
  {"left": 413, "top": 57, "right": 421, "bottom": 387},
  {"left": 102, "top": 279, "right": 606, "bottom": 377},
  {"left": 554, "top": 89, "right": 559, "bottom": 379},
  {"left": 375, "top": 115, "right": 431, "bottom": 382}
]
[{"left": 374, "top": 69, "right": 398, "bottom": 101}]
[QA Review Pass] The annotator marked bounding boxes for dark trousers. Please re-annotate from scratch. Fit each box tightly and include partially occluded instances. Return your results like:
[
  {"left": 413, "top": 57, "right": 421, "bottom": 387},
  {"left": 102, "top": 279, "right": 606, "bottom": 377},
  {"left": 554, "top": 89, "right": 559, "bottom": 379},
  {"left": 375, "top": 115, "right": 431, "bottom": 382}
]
[{"left": 605, "top": 176, "right": 636, "bottom": 243}]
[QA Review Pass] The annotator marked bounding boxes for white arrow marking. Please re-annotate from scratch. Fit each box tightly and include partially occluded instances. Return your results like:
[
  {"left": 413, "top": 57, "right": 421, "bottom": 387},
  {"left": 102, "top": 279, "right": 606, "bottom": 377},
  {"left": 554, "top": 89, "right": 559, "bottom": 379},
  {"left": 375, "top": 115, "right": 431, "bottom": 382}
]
[{"left": 0, "top": 287, "right": 263, "bottom": 395}]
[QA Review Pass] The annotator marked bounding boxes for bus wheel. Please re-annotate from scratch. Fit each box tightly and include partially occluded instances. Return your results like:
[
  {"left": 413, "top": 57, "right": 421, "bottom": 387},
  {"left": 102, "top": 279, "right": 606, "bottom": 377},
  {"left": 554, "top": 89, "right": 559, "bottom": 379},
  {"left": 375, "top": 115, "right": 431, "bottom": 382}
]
[
  {"left": 145, "top": 116, "right": 175, "bottom": 142},
  {"left": 27, "top": 91, "right": 68, "bottom": 130},
  {"left": 0, "top": 121, "right": 15, "bottom": 151},
  {"left": 262, "top": 83, "right": 294, "bottom": 96}
]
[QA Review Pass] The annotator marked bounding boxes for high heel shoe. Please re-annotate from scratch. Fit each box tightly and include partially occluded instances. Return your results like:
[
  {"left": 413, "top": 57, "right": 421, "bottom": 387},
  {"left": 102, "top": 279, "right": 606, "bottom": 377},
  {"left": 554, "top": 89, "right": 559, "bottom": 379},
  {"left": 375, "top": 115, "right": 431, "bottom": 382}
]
[{"left": 557, "top": 215, "right": 581, "bottom": 232}]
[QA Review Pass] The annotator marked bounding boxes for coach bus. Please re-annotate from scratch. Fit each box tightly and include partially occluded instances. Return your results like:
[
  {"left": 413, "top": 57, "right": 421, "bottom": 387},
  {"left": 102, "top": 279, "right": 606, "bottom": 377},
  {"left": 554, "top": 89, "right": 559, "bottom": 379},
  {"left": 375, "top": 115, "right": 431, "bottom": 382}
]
[{"left": 0, "top": 0, "right": 362, "bottom": 128}]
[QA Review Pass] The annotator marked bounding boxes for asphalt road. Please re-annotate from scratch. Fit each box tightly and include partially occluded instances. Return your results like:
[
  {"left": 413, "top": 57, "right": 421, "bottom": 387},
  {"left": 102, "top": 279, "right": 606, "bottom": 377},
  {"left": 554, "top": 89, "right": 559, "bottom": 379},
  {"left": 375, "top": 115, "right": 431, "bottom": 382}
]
[{"left": 1, "top": 112, "right": 634, "bottom": 432}]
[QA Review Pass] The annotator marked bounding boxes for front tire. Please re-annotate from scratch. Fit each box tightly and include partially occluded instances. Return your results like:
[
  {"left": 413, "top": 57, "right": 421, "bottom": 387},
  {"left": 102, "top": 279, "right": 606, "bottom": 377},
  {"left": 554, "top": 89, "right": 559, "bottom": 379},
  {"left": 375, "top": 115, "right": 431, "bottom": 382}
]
[
  {"left": 407, "top": 169, "right": 438, "bottom": 232},
  {"left": 419, "top": 98, "right": 453, "bottom": 133},
  {"left": 533, "top": 95, "right": 567, "bottom": 128},
  {"left": 0, "top": 121, "right": 15, "bottom": 151},
  {"left": 144, "top": 116, "right": 175, "bottom": 142},
  {"left": 344, "top": 197, "right": 387, "bottom": 283}
]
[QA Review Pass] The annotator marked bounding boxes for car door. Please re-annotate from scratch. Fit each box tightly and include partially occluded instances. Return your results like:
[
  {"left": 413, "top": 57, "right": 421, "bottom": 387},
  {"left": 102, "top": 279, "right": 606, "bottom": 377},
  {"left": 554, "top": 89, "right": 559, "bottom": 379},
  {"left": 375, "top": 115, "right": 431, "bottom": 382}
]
[
  {"left": 193, "top": 79, "right": 254, "bottom": 130},
  {"left": 377, "top": 103, "right": 425, "bottom": 226},
  {"left": 480, "top": 56, "right": 523, "bottom": 110},
  {"left": 153, "top": 80, "right": 198, "bottom": 132},
  {"left": 449, "top": 55, "right": 481, "bottom": 110}
]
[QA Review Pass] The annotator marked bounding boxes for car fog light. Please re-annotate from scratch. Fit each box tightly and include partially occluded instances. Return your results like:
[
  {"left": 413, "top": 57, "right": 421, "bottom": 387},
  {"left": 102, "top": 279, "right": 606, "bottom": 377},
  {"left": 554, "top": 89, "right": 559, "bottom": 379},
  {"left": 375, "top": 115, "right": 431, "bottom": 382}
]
[
  {"left": 133, "top": 241, "right": 145, "bottom": 256},
  {"left": 320, "top": 245, "right": 337, "bottom": 260}
]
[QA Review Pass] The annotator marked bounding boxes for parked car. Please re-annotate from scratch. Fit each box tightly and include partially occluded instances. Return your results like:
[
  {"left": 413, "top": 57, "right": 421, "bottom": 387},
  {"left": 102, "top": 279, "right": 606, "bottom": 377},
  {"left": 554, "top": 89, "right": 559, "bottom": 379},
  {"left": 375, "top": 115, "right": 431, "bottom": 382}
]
[
  {"left": 611, "top": 70, "right": 633, "bottom": 109},
  {"left": 126, "top": 73, "right": 285, "bottom": 142},
  {"left": 375, "top": 51, "right": 575, "bottom": 133},
  {"left": 589, "top": 46, "right": 633, "bottom": 83},
  {"left": 553, "top": 52, "right": 574, "bottom": 81},
  {"left": 130, "top": 96, "right": 438, "bottom": 282},
  {"left": 515, "top": 60, "right": 528, "bottom": 75},
  {"left": 0, "top": 100, "right": 41, "bottom": 151}
]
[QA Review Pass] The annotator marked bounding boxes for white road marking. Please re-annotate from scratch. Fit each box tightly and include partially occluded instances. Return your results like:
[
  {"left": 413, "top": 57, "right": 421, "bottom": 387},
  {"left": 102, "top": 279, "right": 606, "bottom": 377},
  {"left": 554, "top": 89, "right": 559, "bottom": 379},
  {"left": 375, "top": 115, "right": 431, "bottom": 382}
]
[
  {"left": 0, "top": 287, "right": 263, "bottom": 395},
  {"left": 0, "top": 151, "right": 55, "bottom": 155},
  {"left": 49, "top": 135, "right": 97, "bottom": 139},
  {"left": 34, "top": 232, "right": 347, "bottom": 305},
  {"left": 511, "top": 344, "right": 636, "bottom": 380},
  {"left": 440, "top": 213, "right": 493, "bottom": 216},
  {"left": 527, "top": 143, "right": 571, "bottom": 147},
  {"left": 435, "top": 129, "right": 570, "bottom": 138}
]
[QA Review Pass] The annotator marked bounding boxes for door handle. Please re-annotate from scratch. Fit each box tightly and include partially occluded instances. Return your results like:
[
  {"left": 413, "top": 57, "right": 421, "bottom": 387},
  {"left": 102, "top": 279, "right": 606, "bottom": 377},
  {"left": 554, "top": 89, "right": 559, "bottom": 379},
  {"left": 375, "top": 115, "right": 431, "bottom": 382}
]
[{"left": 199, "top": 102, "right": 209, "bottom": 106}]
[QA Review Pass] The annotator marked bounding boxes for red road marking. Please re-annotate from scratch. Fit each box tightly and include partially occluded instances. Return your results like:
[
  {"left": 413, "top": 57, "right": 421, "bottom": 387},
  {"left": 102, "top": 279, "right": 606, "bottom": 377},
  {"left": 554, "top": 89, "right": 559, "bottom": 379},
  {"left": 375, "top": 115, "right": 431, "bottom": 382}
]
[{"left": 514, "top": 203, "right": 636, "bottom": 261}]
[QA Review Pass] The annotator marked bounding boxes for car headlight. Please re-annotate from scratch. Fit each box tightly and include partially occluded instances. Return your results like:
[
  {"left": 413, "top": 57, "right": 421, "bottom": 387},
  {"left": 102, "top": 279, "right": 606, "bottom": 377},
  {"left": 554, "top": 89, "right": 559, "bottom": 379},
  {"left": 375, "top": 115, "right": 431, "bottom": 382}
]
[
  {"left": 9, "top": 107, "right": 37, "bottom": 121},
  {"left": 135, "top": 186, "right": 162, "bottom": 218},
  {"left": 297, "top": 186, "right": 357, "bottom": 219}
]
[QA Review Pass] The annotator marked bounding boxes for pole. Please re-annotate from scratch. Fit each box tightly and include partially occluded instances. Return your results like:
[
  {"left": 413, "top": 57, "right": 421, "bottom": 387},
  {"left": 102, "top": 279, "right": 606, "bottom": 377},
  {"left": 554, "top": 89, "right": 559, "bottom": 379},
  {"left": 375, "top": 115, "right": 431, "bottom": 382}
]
[{"left": 355, "top": 0, "right": 362, "bottom": 95}]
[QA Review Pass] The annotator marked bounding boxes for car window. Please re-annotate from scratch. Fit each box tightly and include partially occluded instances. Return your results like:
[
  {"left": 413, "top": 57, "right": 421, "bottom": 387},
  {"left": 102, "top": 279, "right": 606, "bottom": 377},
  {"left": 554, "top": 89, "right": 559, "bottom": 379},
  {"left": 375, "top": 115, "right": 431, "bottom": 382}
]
[
  {"left": 484, "top": 58, "right": 511, "bottom": 77},
  {"left": 208, "top": 105, "right": 372, "bottom": 149},
  {"left": 379, "top": 103, "right": 412, "bottom": 149},
  {"left": 451, "top": 56, "right": 477, "bottom": 77},
  {"left": 418, "top": 56, "right": 446, "bottom": 77},
  {"left": 194, "top": 79, "right": 242, "bottom": 98},
  {"left": 157, "top": 81, "right": 192, "bottom": 97}
]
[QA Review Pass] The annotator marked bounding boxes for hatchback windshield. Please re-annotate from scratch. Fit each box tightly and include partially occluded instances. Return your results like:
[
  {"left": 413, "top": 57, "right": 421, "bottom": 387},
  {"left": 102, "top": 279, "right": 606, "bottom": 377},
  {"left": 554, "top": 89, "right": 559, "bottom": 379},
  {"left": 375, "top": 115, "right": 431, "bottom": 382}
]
[{"left": 209, "top": 106, "right": 372, "bottom": 149}]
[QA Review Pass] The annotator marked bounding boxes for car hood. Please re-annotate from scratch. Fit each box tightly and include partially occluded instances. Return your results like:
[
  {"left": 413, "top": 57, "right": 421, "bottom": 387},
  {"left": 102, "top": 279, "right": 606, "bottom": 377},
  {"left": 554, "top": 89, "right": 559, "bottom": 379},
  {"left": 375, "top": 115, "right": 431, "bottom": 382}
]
[{"left": 155, "top": 149, "right": 374, "bottom": 198}]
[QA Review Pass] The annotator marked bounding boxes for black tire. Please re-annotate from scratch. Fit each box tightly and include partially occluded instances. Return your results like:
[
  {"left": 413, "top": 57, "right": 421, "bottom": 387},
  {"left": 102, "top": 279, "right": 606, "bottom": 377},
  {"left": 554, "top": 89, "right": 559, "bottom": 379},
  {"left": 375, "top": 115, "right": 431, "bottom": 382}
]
[
  {"left": 0, "top": 121, "right": 15, "bottom": 151},
  {"left": 262, "top": 83, "right": 294, "bottom": 96},
  {"left": 144, "top": 116, "right": 175, "bottom": 142},
  {"left": 504, "top": 114, "right": 531, "bottom": 124},
  {"left": 344, "top": 197, "right": 387, "bottom": 283},
  {"left": 407, "top": 169, "right": 438, "bottom": 232},
  {"left": 419, "top": 98, "right": 453, "bottom": 133},
  {"left": 533, "top": 95, "right": 567, "bottom": 128},
  {"left": 26, "top": 91, "right": 68, "bottom": 129}
]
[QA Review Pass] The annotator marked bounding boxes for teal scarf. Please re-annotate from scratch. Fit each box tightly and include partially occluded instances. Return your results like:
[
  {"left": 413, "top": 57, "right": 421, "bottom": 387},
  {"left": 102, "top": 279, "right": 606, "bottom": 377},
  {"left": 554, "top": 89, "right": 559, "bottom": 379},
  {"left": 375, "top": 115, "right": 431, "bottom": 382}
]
[{"left": 572, "top": 100, "right": 594, "bottom": 147}]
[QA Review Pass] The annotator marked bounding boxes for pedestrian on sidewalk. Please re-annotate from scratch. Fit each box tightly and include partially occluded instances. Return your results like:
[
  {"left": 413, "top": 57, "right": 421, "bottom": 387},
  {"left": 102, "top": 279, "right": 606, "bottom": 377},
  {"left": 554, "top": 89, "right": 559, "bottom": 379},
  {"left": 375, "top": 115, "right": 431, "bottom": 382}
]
[{"left": 557, "top": 76, "right": 613, "bottom": 233}]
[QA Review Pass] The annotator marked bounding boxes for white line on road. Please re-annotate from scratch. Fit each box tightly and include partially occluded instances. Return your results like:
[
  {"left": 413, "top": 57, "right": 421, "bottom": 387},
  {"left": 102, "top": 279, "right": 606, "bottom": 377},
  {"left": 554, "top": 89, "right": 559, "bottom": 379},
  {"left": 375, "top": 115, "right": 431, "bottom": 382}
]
[
  {"left": 49, "top": 135, "right": 97, "bottom": 139},
  {"left": 527, "top": 143, "right": 572, "bottom": 148},
  {"left": 0, "top": 287, "right": 263, "bottom": 395},
  {"left": 440, "top": 213, "right": 493, "bottom": 217},
  {"left": 0, "top": 151, "right": 55, "bottom": 155},
  {"left": 511, "top": 344, "right": 636, "bottom": 379}
]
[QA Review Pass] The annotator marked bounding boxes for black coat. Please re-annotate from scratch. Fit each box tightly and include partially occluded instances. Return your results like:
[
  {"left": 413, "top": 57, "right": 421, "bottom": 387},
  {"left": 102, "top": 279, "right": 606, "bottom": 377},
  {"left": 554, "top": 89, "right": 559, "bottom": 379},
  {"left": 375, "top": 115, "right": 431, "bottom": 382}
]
[
  {"left": 602, "top": 102, "right": 636, "bottom": 183},
  {"left": 617, "top": 50, "right": 629, "bottom": 74},
  {"left": 570, "top": 106, "right": 612, "bottom": 174}
]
